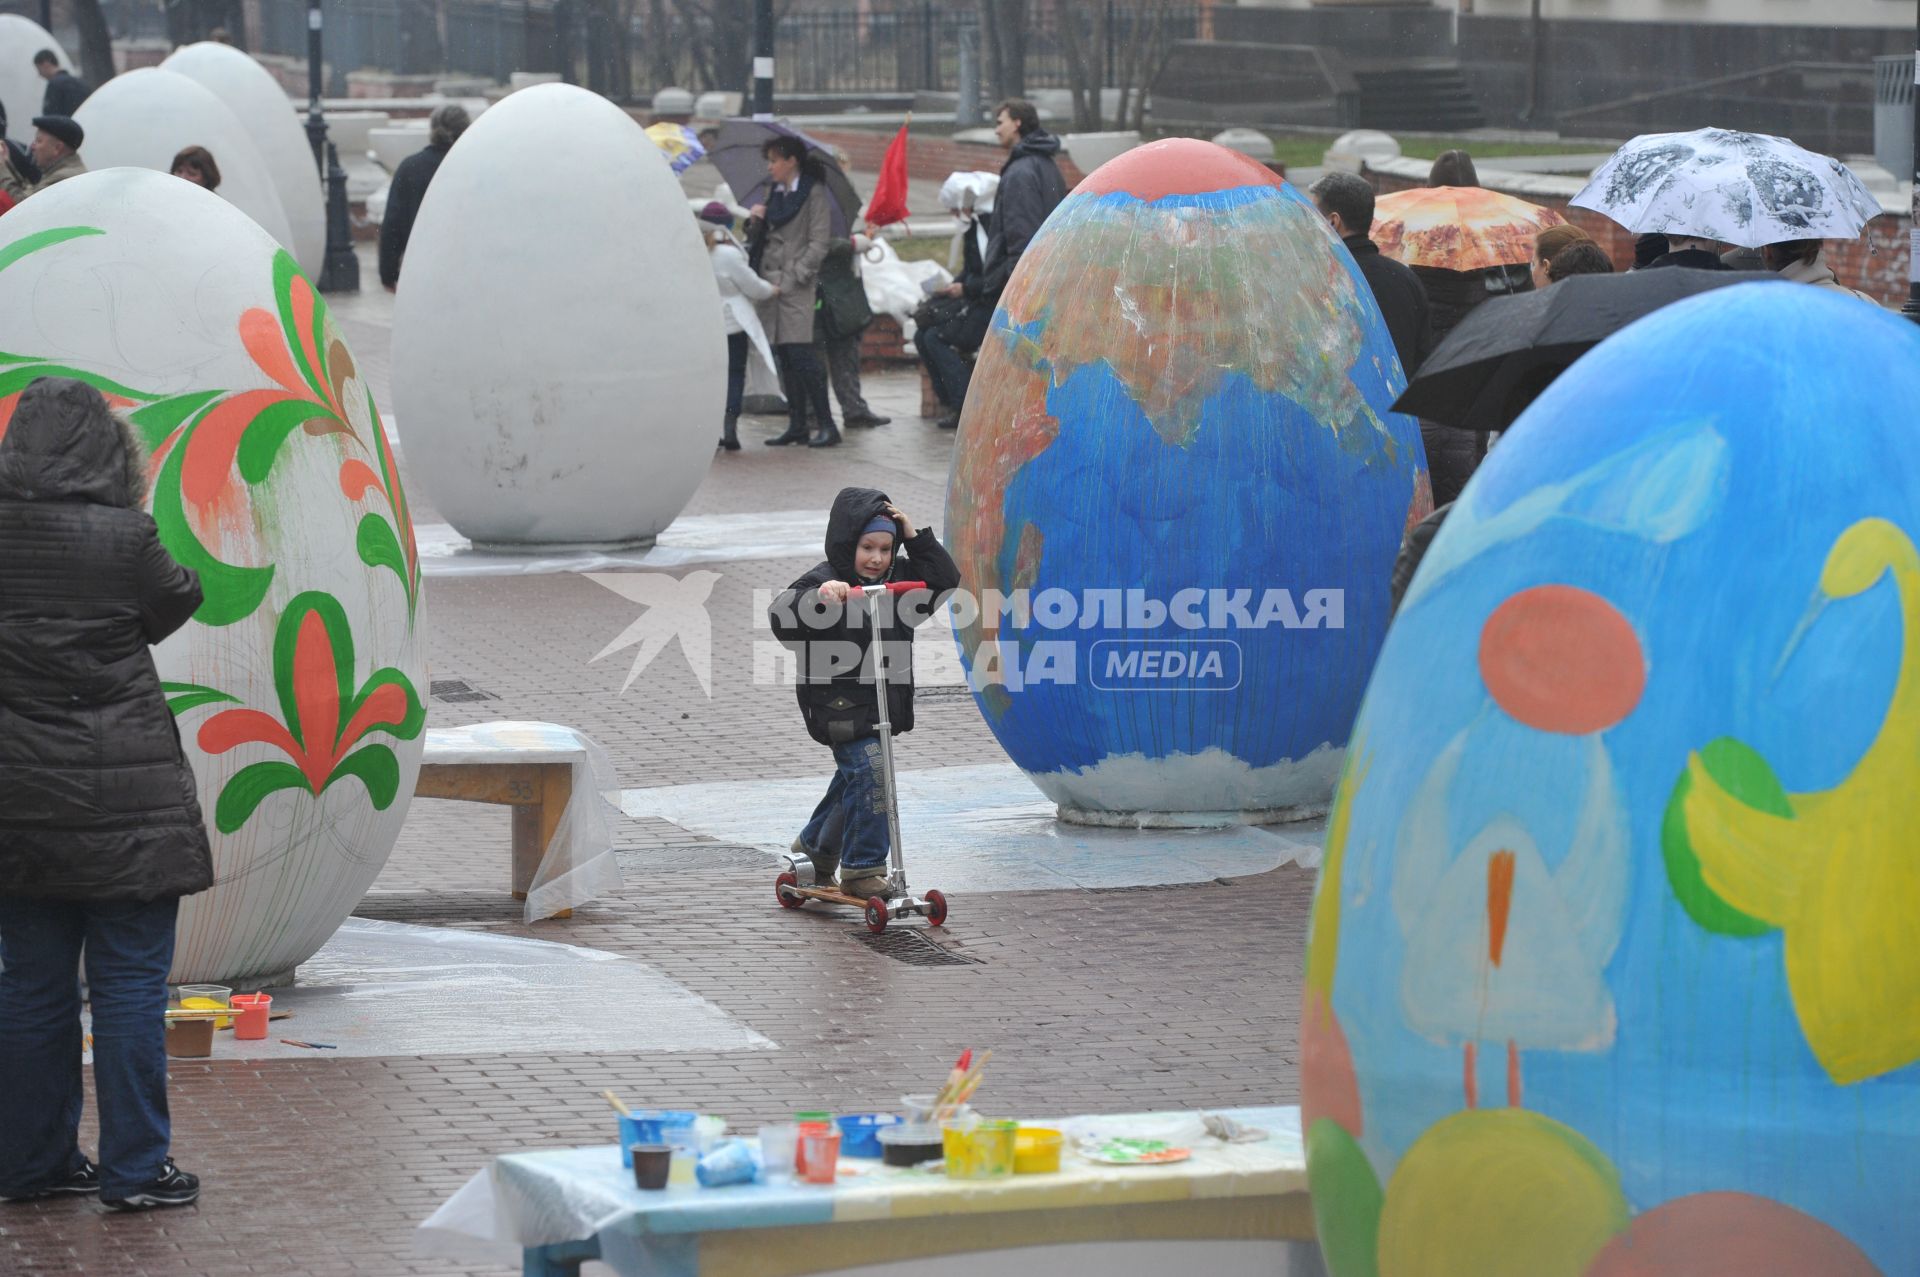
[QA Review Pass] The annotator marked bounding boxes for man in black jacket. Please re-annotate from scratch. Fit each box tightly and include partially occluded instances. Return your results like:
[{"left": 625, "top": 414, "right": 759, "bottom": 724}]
[
  {"left": 922, "top": 99, "right": 1066, "bottom": 427},
  {"left": 33, "top": 50, "right": 89, "bottom": 117},
  {"left": 0, "top": 378, "right": 211, "bottom": 1213},
  {"left": 1308, "top": 171, "right": 1432, "bottom": 375},
  {"left": 377, "top": 103, "right": 470, "bottom": 290}
]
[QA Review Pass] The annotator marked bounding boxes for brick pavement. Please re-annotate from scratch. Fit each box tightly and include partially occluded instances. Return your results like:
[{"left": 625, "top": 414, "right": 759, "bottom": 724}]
[{"left": 1, "top": 248, "right": 1317, "bottom": 1275}]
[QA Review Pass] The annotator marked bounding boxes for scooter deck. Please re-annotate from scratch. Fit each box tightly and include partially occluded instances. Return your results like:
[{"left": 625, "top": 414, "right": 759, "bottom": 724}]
[{"left": 783, "top": 883, "right": 886, "bottom": 908}]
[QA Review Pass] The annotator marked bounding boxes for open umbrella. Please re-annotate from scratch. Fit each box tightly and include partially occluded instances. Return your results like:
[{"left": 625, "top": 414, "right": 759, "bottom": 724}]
[
  {"left": 1571, "top": 128, "right": 1882, "bottom": 249},
  {"left": 1393, "top": 267, "right": 1752, "bottom": 430},
  {"left": 707, "top": 118, "right": 862, "bottom": 238},
  {"left": 644, "top": 122, "right": 705, "bottom": 176},
  {"left": 1372, "top": 187, "right": 1566, "bottom": 272}
]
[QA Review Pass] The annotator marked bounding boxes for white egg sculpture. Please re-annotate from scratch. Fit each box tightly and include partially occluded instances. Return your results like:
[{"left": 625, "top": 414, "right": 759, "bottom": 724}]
[
  {"left": 74, "top": 67, "right": 297, "bottom": 258},
  {"left": 0, "top": 170, "right": 425, "bottom": 985},
  {"left": 392, "top": 82, "right": 723, "bottom": 546},
  {"left": 0, "top": 15, "right": 68, "bottom": 146},
  {"left": 161, "top": 41, "right": 326, "bottom": 279}
]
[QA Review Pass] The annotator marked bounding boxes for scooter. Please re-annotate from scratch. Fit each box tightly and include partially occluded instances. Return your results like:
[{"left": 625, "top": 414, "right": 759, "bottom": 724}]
[{"left": 776, "top": 580, "right": 949, "bottom": 934}]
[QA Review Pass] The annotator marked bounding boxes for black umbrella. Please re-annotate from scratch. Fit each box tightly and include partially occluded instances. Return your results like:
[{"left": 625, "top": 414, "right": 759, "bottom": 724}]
[
  {"left": 1393, "top": 267, "right": 1754, "bottom": 430},
  {"left": 707, "top": 118, "right": 862, "bottom": 239}
]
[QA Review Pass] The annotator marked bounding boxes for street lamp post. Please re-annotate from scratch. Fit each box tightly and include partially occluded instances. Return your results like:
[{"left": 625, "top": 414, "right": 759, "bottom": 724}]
[
  {"left": 38, "top": 0, "right": 49, "bottom": 34},
  {"left": 305, "top": 0, "right": 361, "bottom": 294},
  {"left": 1903, "top": 10, "right": 1919, "bottom": 324},
  {"left": 752, "top": 0, "right": 774, "bottom": 119}
]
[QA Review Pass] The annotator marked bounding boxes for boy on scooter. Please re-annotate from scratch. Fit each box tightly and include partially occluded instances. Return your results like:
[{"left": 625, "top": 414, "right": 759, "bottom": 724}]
[{"left": 768, "top": 487, "right": 960, "bottom": 899}]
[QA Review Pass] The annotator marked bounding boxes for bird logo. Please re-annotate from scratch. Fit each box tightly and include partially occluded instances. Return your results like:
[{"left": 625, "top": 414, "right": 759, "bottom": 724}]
[{"left": 586, "top": 571, "right": 721, "bottom": 696}]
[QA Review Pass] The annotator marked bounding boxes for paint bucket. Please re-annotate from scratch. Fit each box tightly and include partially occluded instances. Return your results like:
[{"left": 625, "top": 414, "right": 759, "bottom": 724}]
[
  {"left": 878, "top": 1122, "right": 944, "bottom": 1167},
  {"left": 177, "top": 984, "right": 232, "bottom": 1029},
  {"left": 1014, "top": 1127, "right": 1063, "bottom": 1174},
  {"left": 618, "top": 1110, "right": 699, "bottom": 1169},
  {"left": 835, "top": 1113, "right": 902, "bottom": 1158},
  {"left": 229, "top": 992, "right": 272, "bottom": 1040},
  {"left": 794, "top": 1112, "right": 832, "bottom": 1177},
  {"left": 799, "top": 1126, "right": 841, "bottom": 1185},
  {"left": 164, "top": 1016, "right": 215, "bottom": 1059},
  {"left": 942, "top": 1118, "right": 1017, "bottom": 1179}
]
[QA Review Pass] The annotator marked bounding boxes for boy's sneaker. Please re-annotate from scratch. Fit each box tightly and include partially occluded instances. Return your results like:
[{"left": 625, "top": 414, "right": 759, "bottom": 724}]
[
  {"left": 839, "top": 872, "right": 890, "bottom": 900},
  {"left": 1, "top": 1159, "right": 99, "bottom": 1202},
  {"left": 101, "top": 1160, "right": 199, "bottom": 1212}
]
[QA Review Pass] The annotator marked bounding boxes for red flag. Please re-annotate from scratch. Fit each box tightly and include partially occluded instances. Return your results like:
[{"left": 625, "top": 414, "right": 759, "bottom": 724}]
[{"left": 864, "top": 122, "right": 911, "bottom": 229}]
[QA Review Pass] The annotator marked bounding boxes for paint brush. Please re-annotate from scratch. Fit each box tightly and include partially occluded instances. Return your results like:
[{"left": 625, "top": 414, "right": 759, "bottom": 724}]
[
  {"left": 931, "top": 1048, "right": 972, "bottom": 1110},
  {"left": 937, "top": 1050, "right": 992, "bottom": 1122},
  {"left": 601, "top": 1090, "right": 634, "bottom": 1118},
  {"left": 279, "top": 1039, "right": 336, "bottom": 1050}
]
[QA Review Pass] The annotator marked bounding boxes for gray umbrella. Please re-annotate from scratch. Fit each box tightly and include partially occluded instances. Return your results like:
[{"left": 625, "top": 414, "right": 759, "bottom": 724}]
[
  {"left": 1571, "top": 127, "right": 1883, "bottom": 249},
  {"left": 707, "top": 118, "right": 862, "bottom": 238}
]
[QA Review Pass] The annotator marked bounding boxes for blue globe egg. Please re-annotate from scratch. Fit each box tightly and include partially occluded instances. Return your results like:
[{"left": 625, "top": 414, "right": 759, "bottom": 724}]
[
  {"left": 1302, "top": 281, "right": 1920, "bottom": 1277},
  {"left": 944, "top": 139, "right": 1428, "bottom": 820}
]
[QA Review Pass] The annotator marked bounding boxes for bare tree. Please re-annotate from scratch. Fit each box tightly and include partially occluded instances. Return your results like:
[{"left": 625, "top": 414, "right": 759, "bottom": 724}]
[
  {"left": 1056, "top": 0, "right": 1182, "bottom": 131},
  {"left": 979, "top": 0, "right": 1025, "bottom": 100},
  {"left": 70, "top": 0, "right": 117, "bottom": 88}
]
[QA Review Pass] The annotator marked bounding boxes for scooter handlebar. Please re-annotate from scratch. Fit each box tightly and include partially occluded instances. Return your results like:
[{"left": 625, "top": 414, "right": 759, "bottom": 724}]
[{"left": 858, "top": 581, "right": 927, "bottom": 595}]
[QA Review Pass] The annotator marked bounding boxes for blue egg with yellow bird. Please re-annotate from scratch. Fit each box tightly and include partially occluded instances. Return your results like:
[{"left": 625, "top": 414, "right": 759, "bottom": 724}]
[{"left": 1300, "top": 281, "right": 1920, "bottom": 1277}]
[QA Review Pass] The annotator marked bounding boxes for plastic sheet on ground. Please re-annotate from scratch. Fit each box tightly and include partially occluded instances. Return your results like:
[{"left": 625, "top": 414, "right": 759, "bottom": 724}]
[
  {"left": 422, "top": 721, "right": 625, "bottom": 921},
  {"left": 176, "top": 918, "right": 774, "bottom": 1061},
  {"left": 619, "top": 762, "right": 1326, "bottom": 892},
  {"left": 413, "top": 509, "right": 830, "bottom": 578}
]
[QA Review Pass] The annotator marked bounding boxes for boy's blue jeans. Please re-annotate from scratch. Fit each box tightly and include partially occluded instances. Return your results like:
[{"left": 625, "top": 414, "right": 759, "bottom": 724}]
[
  {"left": 799, "top": 737, "right": 891, "bottom": 879},
  {"left": 0, "top": 895, "right": 178, "bottom": 1198}
]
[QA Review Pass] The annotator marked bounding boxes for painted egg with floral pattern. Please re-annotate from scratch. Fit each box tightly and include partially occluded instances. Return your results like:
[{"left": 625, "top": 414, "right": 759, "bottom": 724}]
[
  {"left": 392, "top": 82, "right": 723, "bottom": 546},
  {"left": 0, "top": 170, "right": 424, "bottom": 985}
]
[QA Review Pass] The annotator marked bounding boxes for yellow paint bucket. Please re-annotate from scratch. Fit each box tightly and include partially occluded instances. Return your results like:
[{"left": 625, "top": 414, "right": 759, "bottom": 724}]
[
  {"left": 942, "top": 1118, "right": 1016, "bottom": 1179},
  {"left": 1014, "top": 1127, "right": 1063, "bottom": 1174}
]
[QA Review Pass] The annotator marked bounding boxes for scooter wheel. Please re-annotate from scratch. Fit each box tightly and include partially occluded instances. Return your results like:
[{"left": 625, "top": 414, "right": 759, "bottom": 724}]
[
  {"left": 924, "top": 890, "right": 948, "bottom": 927},
  {"left": 776, "top": 871, "right": 804, "bottom": 909},
  {"left": 864, "top": 897, "right": 890, "bottom": 934}
]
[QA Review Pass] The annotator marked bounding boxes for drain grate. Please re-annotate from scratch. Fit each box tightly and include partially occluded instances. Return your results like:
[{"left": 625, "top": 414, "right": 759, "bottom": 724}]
[
  {"left": 431, "top": 678, "right": 498, "bottom": 704},
  {"left": 851, "top": 928, "right": 982, "bottom": 967}
]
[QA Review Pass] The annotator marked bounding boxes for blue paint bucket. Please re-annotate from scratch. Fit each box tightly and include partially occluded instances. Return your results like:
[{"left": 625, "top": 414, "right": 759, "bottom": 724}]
[
  {"left": 835, "top": 1113, "right": 902, "bottom": 1159},
  {"left": 619, "top": 1109, "right": 699, "bottom": 1167}
]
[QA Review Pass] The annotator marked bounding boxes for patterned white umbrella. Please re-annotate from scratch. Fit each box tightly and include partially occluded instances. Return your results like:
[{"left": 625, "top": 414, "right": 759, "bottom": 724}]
[{"left": 1571, "top": 127, "right": 1884, "bottom": 248}]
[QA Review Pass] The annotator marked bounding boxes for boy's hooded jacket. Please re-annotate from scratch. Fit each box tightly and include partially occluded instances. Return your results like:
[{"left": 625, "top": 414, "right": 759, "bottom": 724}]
[
  {"left": 769, "top": 487, "right": 960, "bottom": 748},
  {"left": 0, "top": 377, "right": 214, "bottom": 902}
]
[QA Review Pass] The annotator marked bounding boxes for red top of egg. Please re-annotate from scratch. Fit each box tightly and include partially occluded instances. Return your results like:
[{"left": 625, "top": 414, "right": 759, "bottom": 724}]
[{"left": 1074, "top": 138, "right": 1287, "bottom": 201}]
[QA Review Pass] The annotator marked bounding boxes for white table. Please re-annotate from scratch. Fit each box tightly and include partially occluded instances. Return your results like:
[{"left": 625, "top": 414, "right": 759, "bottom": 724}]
[{"left": 417, "top": 1106, "right": 1323, "bottom": 1277}]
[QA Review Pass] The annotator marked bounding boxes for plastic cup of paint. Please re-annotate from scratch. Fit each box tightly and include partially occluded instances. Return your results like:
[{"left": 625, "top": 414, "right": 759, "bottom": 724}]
[
  {"left": 631, "top": 1145, "right": 672, "bottom": 1190},
  {"left": 229, "top": 992, "right": 272, "bottom": 1040},
  {"left": 835, "top": 1113, "right": 901, "bottom": 1159},
  {"left": 1014, "top": 1127, "right": 1064, "bottom": 1174},
  {"left": 164, "top": 1016, "right": 215, "bottom": 1059},
  {"left": 759, "top": 1123, "right": 799, "bottom": 1183},
  {"left": 878, "top": 1122, "right": 944, "bottom": 1168},
  {"left": 799, "top": 1127, "right": 841, "bottom": 1185},
  {"left": 943, "top": 1118, "right": 1016, "bottom": 1180},
  {"left": 794, "top": 1112, "right": 832, "bottom": 1177},
  {"left": 177, "top": 984, "right": 232, "bottom": 1029}
]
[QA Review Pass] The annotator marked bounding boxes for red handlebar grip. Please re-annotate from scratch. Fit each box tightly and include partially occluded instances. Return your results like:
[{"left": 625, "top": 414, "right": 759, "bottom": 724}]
[{"left": 885, "top": 581, "right": 928, "bottom": 594}]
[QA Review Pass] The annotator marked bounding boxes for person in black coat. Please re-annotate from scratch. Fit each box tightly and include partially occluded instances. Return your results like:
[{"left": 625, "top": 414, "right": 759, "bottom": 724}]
[
  {"left": 767, "top": 488, "right": 960, "bottom": 898},
  {"left": 0, "top": 378, "right": 211, "bottom": 1212},
  {"left": 1309, "top": 171, "right": 1432, "bottom": 375},
  {"left": 917, "top": 189, "right": 993, "bottom": 427},
  {"left": 33, "top": 50, "right": 89, "bottom": 117},
  {"left": 377, "top": 103, "right": 470, "bottom": 290}
]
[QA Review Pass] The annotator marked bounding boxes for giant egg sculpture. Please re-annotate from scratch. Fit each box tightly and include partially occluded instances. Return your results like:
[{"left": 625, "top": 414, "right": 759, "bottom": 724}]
[
  {"left": 162, "top": 41, "right": 326, "bottom": 279},
  {"left": 0, "top": 170, "right": 424, "bottom": 984},
  {"left": 74, "top": 67, "right": 297, "bottom": 259},
  {"left": 392, "top": 82, "right": 723, "bottom": 546},
  {"left": 944, "top": 139, "right": 1428, "bottom": 822},
  {"left": 0, "top": 15, "right": 68, "bottom": 147},
  {"left": 1301, "top": 283, "right": 1920, "bottom": 1277}
]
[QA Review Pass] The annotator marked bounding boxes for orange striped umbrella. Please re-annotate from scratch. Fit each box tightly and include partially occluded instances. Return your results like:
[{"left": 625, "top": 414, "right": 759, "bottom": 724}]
[{"left": 1372, "top": 187, "right": 1567, "bottom": 272}]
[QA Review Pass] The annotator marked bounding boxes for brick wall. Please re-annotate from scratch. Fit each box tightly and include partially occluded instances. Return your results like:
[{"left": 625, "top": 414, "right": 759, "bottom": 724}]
[{"left": 1366, "top": 167, "right": 1912, "bottom": 307}]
